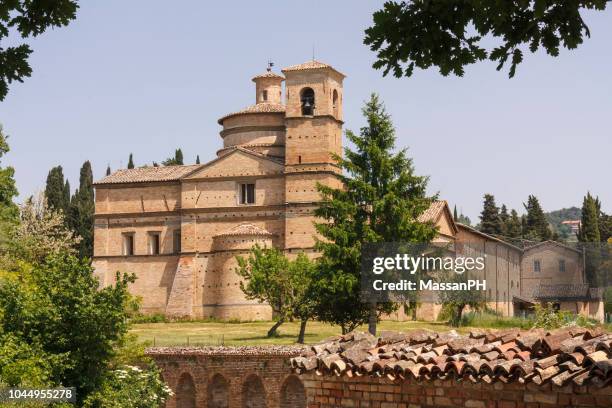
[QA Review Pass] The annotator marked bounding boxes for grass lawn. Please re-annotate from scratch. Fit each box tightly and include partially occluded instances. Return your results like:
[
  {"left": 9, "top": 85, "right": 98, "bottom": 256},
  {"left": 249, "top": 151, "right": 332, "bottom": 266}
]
[{"left": 131, "top": 320, "right": 470, "bottom": 347}]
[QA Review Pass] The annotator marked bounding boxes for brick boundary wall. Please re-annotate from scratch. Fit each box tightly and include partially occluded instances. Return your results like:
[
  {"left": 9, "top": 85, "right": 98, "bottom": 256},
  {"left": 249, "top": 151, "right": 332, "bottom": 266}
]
[
  {"left": 147, "top": 348, "right": 611, "bottom": 408},
  {"left": 302, "top": 373, "right": 612, "bottom": 408}
]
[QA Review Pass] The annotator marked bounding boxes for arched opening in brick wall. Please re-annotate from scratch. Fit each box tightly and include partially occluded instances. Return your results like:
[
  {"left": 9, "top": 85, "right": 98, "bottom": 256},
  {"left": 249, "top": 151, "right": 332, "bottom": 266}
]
[
  {"left": 176, "top": 372, "right": 196, "bottom": 408},
  {"left": 207, "top": 373, "right": 229, "bottom": 408},
  {"left": 242, "top": 373, "right": 267, "bottom": 408},
  {"left": 280, "top": 375, "right": 306, "bottom": 408}
]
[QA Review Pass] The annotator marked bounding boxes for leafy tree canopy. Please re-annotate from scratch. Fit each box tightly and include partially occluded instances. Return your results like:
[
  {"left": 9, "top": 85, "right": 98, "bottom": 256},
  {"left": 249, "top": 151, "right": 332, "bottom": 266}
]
[
  {"left": 0, "top": 0, "right": 79, "bottom": 100},
  {"left": 365, "top": 1, "right": 607, "bottom": 79}
]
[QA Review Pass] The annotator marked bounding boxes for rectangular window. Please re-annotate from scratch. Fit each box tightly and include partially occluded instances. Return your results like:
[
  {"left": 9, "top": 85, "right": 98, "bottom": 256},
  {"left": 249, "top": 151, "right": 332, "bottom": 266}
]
[
  {"left": 122, "top": 233, "right": 134, "bottom": 256},
  {"left": 534, "top": 259, "right": 541, "bottom": 273},
  {"left": 148, "top": 232, "right": 160, "bottom": 255},
  {"left": 239, "top": 183, "right": 255, "bottom": 205},
  {"left": 173, "top": 230, "right": 181, "bottom": 254},
  {"left": 559, "top": 259, "right": 566, "bottom": 273}
]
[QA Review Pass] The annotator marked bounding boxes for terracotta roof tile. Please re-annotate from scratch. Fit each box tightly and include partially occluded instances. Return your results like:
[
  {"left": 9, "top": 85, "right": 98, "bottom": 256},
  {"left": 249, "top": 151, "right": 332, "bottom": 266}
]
[
  {"left": 417, "top": 200, "right": 446, "bottom": 224},
  {"left": 218, "top": 103, "right": 285, "bottom": 124},
  {"left": 214, "top": 223, "right": 274, "bottom": 237},
  {"left": 535, "top": 284, "right": 601, "bottom": 301},
  {"left": 281, "top": 60, "right": 346, "bottom": 77},
  {"left": 251, "top": 71, "right": 285, "bottom": 81},
  {"left": 95, "top": 164, "right": 202, "bottom": 185},
  {"left": 290, "top": 328, "right": 612, "bottom": 387}
]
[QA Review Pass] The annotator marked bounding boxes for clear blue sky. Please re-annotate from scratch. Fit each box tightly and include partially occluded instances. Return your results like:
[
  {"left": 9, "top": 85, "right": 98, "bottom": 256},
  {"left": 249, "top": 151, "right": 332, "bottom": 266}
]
[{"left": 0, "top": 1, "right": 610, "bottom": 222}]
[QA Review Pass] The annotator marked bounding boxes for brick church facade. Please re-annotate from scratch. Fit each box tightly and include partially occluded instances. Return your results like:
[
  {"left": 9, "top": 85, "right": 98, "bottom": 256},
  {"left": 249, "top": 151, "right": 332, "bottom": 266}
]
[{"left": 93, "top": 60, "right": 601, "bottom": 322}]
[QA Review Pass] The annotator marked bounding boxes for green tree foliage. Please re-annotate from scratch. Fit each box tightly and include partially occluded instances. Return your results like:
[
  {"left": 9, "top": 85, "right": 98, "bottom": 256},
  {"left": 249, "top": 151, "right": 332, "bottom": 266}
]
[
  {"left": 364, "top": 1, "right": 607, "bottom": 79},
  {"left": 0, "top": 254, "right": 136, "bottom": 403},
  {"left": 68, "top": 161, "right": 95, "bottom": 259},
  {"left": 437, "top": 272, "right": 485, "bottom": 326},
  {"left": 162, "top": 149, "right": 184, "bottom": 166},
  {"left": 45, "top": 166, "right": 70, "bottom": 214},
  {"left": 0, "top": 0, "right": 79, "bottom": 101},
  {"left": 196, "top": 155, "right": 200, "bottom": 165},
  {"left": 506, "top": 209, "right": 523, "bottom": 239},
  {"left": 578, "top": 193, "right": 600, "bottom": 243},
  {"left": 314, "top": 94, "right": 437, "bottom": 335},
  {"left": 523, "top": 195, "right": 552, "bottom": 241},
  {"left": 499, "top": 204, "right": 510, "bottom": 235},
  {"left": 236, "top": 246, "right": 316, "bottom": 341},
  {"left": 106, "top": 165, "right": 111, "bottom": 176},
  {"left": 0, "top": 126, "right": 18, "bottom": 229},
  {"left": 545, "top": 206, "right": 581, "bottom": 240},
  {"left": 127, "top": 153, "right": 135, "bottom": 169},
  {"left": 453, "top": 205, "right": 458, "bottom": 221},
  {"left": 479, "top": 194, "right": 501, "bottom": 235}
]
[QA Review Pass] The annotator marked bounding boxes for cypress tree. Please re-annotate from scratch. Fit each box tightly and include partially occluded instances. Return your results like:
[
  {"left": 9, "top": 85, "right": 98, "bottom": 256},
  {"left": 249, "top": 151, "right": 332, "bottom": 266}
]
[
  {"left": 479, "top": 194, "right": 502, "bottom": 235},
  {"left": 523, "top": 195, "right": 551, "bottom": 241},
  {"left": 175, "top": 149, "right": 183, "bottom": 165},
  {"left": 453, "top": 205, "right": 458, "bottom": 221},
  {"left": 127, "top": 153, "right": 134, "bottom": 169},
  {"left": 106, "top": 165, "right": 111, "bottom": 176},
  {"left": 499, "top": 204, "right": 509, "bottom": 235},
  {"left": 69, "top": 161, "right": 95, "bottom": 259},
  {"left": 196, "top": 155, "right": 200, "bottom": 165},
  {"left": 45, "top": 166, "right": 70, "bottom": 214},
  {"left": 578, "top": 193, "right": 600, "bottom": 243}
]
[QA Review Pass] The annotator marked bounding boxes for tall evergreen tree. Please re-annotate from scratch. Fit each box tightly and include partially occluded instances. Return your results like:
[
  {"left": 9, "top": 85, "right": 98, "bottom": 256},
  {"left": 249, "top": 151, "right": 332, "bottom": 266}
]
[
  {"left": 523, "top": 195, "right": 551, "bottom": 241},
  {"left": 45, "top": 166, "right": 70, "bottom": 214},
  {"left": 506, "top": 209, "right": 523, "bottom": 239},
  {"left": 196, "top": 155, "right": 200, "bottom": 165},
  {"left": 127, "top": 154, "right": 134, "bottom": 169},
  {"left": 499, "top": 204, "right": 510, "bottom": 235},
  {"left": 0, "top": 125, "right": 18, "bottom": 225},
  {"left": 479, "top": 194, "right": 502, "bottom": 235},
  {"left": 314, "top": 94, "right": 438, "bottom": 335},
  {"left": 578, "top": 193, "right": 600, "bottom": 243},
  {"left": 68, "top": 161, "right": 95, "bottom": 259},
  {"left": 106, "top": 165, "right": 111, "bottom": 176},
  {"left": 453, "top": 205, "right": 458, "bottom": 221},
  {"left": 162, "top": 149, "right": 184, "bottom": 166}
]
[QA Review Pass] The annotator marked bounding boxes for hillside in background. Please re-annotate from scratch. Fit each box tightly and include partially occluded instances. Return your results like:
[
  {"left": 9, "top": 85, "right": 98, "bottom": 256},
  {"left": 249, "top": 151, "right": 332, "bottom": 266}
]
[{"left": 546, "top": 206, "right": 581, "bottom": 241}]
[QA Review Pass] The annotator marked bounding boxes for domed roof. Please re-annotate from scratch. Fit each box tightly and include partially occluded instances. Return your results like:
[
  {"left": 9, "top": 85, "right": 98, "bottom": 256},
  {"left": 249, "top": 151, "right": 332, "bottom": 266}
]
[
  {"left": 214, "top": 223, "right": 274, "bottom": 237},
  {"left": 251, "top": 70, "right": 285, "bottom": 81},
  {"left": 217, "top": 103, "right": 285, "bottom": 124}
]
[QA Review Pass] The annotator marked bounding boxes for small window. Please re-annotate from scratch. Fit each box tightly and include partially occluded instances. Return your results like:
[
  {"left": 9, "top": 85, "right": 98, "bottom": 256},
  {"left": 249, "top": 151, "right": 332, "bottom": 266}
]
[
  {"left": 173, "top": 230, "right": 181, "bottom": 254},
  {"left": 298, "top": 155, "right": 302, "bottom": 164},
  {"left": 559, "top": 259, "right": 566, "bottom": 273},
  {"left": 122, "top": 233, "right": 134, "bottom": 256},
  {"left": 534, "top": 259, "right": 541, "bottom": 273},
  {"left": 300, "top": 88, "right": 315, "bottom": 116},
  {"left": 148, "top": 232, "right": 160, "bottom": 255},
  {"left": 262, "top": 90, "right": 268, "bottom": 102},
  {"left": 239, "top": 183, "right": 255, "bottom": 205}
]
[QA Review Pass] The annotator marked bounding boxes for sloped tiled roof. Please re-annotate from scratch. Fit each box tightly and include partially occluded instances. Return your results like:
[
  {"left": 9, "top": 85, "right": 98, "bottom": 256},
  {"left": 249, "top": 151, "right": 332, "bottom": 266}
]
[
  {"left": 282, "top": 60, "right": 345, "bottom": 77},
  {"left": 218, "top": 103, "right": 285, "bottom": 124},
  {"left": 251, "top": 71, "right": 285, "bottom": 81},
  {"left": 214, "top": 223, "right": 274, "bottom": 237},
  {"left": 95, "top": 164, "right": 203, "bottom": 185},
  {"left": 417, "top": 200, "right": 446, "bottom": 224},
  {"left": 524, "top": 240, "right": 582, "bottom": 254},
  {"left": 535, "top": 284, "right": 603, "bottom": 301},
  {"left": 290, "top": 328, "right": 612, "bottom": 387},
  {"left": 146, "top": 345, "right": 305, "bottom": 356}
]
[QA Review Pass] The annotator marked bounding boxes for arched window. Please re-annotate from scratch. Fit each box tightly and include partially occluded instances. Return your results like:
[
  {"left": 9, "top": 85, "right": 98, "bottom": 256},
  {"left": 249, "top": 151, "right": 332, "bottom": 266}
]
[
  {"left": 176, "top": 372, "right": 196, "bottom": 408},
  {"left": 242, "top": 374, "right": 267, "bottom": 408},
  {"left": 280, "top": 375, "right": 306, "bottom": 408},
  {"left": 262, "top": 90, "right": 268, "bottom": 102},
  {"left": 332, "top": 89, "right": 338, "bottom": 116},
  {"left": 208, "top": 374, "right": 229, "bottom": 408},
  {"left": 300, "top": 88, "right": 315, "bottom": 116}
]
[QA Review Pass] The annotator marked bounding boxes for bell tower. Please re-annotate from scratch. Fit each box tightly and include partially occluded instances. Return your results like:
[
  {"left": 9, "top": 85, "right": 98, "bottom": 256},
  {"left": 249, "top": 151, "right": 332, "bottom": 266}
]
[{"left": 281, "top": 60, "right": 345, "bottom": 250}]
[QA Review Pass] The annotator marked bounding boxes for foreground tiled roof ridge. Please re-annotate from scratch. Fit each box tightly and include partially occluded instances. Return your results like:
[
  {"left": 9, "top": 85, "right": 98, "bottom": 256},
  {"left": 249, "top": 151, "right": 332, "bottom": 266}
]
[
  {"left": 146, "top": 345, "right": 306, "bottom": 356},
  {"left": 217, "top": 102, "right": 285, "bottom": 124},
  {"left": 251, "top": 70, "right": 285, "bottom": 81},
  {"left": 95, "top": 164, "right": 203, "bottom": 185},
  {"left": 214, "top": 222, "right": 275, "bottom": 237},
  {"left": 290, "top": 327, "right": 612, "bottom": 388}
]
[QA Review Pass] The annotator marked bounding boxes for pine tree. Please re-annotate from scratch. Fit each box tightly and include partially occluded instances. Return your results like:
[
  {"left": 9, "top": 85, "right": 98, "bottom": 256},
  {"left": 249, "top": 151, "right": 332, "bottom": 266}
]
[
  {"left": 499, "top": 204, "right": 510, "bottom": 235},
  {"left": 523, "top": 195, "right": 551, "bottom": 241},
  {"left": 506, "top": 209, "right": 523, "bottom": 239},
  {"left": 313, "top": 94, "right": 438, "bottom": 335},
  {"left": 479, "top": 194, "right": 502, "bottom": 235},
  {"left": 45, "top": 166, "right": 70, "bottom": 214},
  {"left": 0, "top": 125, "right": 18, "bottom": 224},
  {"left": 127, "top": 154, "right": 134, "bottom": 169},
  {"left": 196, "top": 155, "right": 200, "bottom": 165},
  {"left": 68, "top": 161, "right": 95, "bottom": 259},
  {"left": 106, "top": 165, "right": 111, "bottom": 176}
]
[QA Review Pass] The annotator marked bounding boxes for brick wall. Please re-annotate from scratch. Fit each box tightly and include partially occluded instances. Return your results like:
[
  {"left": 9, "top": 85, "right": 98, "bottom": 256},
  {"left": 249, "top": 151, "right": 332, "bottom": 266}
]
[
  {"left": 302, "top": 373, "right": 612, "bottom": 408},
  {"left": 148, "top": 348, "right": 611, "bottom": 408}
]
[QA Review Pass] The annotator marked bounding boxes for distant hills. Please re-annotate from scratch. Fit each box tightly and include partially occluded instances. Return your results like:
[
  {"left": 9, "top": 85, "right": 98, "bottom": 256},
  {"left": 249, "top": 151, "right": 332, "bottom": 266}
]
[{"left": 545, "top": 206, "right": 581, "bottom": 241}]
